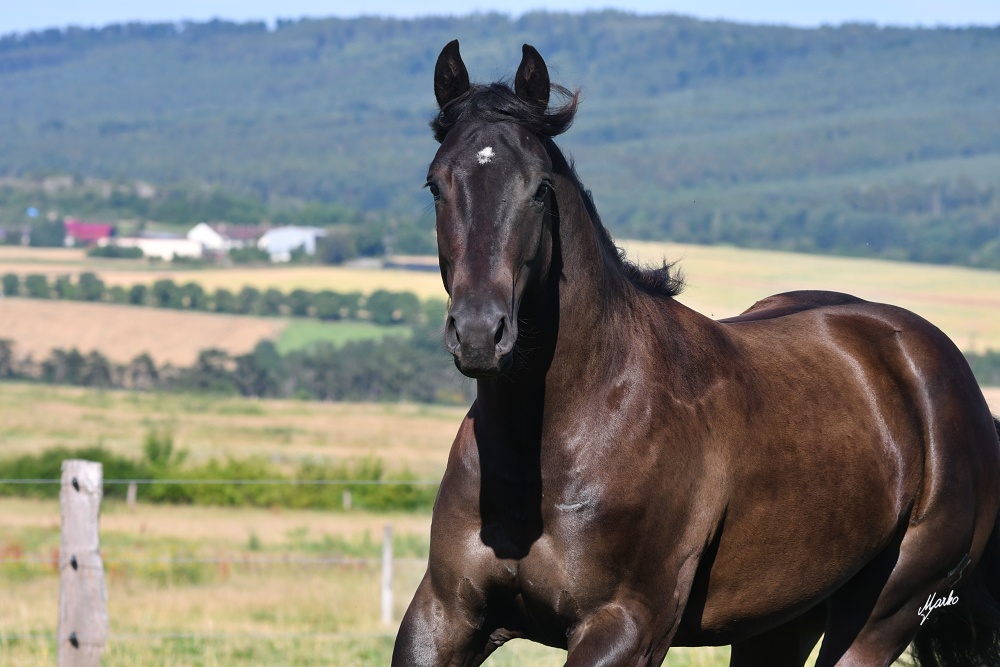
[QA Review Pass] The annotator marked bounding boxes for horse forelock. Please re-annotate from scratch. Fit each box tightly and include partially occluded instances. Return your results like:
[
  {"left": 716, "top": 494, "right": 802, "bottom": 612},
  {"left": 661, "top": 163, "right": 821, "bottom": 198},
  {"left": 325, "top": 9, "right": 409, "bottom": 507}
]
[{"left": 430, "top": 81, "right": 579, "bottom": 143}]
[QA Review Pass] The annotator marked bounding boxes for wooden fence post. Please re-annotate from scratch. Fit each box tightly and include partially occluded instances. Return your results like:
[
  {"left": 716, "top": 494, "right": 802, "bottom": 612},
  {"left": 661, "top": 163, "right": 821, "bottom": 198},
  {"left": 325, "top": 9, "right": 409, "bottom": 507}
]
[
  {"left": 58, "top": 460, "right": 108, "bottom": 667},
  {"left": 381, "top": 524, "right": 393, "bottom": 625}
]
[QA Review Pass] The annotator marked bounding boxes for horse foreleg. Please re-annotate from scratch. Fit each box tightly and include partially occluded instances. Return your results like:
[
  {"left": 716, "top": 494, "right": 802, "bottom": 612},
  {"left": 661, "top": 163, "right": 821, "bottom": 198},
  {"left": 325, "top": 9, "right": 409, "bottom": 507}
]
[
  {"left": 729, "top": 604, "right": 826, "bottom": 667},
  {"left": 392, "top": 573, "right": 500, "bottom": 667},
  {"left": 563, "top": 603, "right": 661, "bottom": 667}
]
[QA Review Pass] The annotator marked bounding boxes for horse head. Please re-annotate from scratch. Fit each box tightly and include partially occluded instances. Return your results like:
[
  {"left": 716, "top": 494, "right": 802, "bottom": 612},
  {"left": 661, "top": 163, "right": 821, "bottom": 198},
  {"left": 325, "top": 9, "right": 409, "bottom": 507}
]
[{"left": 427, "top": 41, "right": 576, "bottom": 378}]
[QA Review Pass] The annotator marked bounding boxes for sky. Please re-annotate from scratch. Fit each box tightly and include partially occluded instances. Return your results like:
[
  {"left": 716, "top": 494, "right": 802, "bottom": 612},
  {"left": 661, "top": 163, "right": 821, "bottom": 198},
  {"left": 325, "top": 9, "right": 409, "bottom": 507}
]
[{"left": 1, "top": 0, "right": 999, "bottom": 37}]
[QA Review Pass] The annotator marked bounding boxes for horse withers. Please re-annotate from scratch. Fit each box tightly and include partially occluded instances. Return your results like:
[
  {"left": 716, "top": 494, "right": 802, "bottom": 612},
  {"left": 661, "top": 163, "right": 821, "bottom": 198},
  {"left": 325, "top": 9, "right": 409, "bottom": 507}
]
[{"left": 392, "top": 40, "right": 1000, "bottom": 667}]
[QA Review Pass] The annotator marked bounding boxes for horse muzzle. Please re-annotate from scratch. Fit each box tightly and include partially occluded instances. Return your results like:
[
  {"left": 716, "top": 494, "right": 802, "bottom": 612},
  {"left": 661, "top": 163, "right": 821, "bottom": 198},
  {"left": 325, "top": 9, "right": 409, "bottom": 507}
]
[{"left": 445, "top": 305, "right": 516, "bottom": 378}]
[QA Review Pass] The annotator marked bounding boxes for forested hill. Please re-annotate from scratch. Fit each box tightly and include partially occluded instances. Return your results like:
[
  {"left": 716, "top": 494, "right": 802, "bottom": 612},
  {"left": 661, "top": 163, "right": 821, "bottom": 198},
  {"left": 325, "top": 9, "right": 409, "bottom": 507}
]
[{"left": 2, "top": 13, "right": 1000, "bottom": 268}]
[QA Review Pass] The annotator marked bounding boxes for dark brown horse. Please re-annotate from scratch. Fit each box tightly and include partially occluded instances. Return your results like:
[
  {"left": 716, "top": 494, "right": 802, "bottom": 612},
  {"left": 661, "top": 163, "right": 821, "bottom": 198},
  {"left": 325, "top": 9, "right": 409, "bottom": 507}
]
[{"left": 392, "top": 40, "right": 1000, "bottom": 667}]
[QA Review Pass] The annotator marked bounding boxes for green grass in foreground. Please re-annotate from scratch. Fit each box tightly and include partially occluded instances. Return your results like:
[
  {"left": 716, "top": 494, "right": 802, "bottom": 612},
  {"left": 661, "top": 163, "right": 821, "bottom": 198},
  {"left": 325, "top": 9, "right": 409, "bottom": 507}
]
[{"left": 276, "top": 319, "right": 410, "bottom": 354}]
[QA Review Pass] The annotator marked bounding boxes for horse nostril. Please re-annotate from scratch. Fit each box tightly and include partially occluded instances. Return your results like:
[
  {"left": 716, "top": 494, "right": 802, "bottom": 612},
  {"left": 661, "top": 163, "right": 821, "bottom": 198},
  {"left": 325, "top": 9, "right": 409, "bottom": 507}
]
[
  {"left": 494, "top": 319, "right": 505, "bottom": 347},
  {"left": 446, "top": 317, "right": 460, "bottom": 346}
]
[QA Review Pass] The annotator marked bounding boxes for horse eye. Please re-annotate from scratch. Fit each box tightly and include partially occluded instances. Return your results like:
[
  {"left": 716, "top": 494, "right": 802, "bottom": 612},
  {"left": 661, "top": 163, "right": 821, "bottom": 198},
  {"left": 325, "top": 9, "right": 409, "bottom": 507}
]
[
  {"left": 427, "top": 182, "right": 441, "bottom": 200},
  {"left": 533, "top": 183, "right": 550, "bottom": 203}
]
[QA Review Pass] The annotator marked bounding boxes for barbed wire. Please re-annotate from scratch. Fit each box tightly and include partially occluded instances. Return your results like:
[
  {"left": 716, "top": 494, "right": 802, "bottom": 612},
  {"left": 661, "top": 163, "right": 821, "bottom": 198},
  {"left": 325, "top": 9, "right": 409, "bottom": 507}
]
[
  {"left": 0, "top": 555, "right": 427, "bottom": 566},
  {"left": 0, "top": 631, "right": 397, "bottom": 641}
]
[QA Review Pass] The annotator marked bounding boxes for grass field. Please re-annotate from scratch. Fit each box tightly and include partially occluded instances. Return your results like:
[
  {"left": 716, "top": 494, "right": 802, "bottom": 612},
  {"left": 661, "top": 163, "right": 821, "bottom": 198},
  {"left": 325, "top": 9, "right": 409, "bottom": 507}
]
[
  {"left": 0, "top": 383, "right": 466, "bottom": 476},
  {"left": 275, "top": 320, "right": 410, "bottom": 355},
  {"left": 0, "top": 497, "right": 737, "bottom": 667},
  {"left": 1, "top": 383, "right": 995, "bottom": 665}
]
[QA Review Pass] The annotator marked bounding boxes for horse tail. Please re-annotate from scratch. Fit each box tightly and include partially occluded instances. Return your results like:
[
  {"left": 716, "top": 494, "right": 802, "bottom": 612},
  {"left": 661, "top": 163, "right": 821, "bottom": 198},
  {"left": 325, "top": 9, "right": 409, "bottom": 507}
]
[{"left": 910, "top": 417, "right": 1000, "bottom": 667}]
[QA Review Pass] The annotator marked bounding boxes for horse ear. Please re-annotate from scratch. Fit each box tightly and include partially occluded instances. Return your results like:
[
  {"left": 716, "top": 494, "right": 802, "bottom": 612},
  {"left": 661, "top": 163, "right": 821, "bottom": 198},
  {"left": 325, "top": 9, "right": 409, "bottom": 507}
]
[
  {"left": 434, "top": 40, "right": 470, "bottom": 109},
  {"left": 515, "top": 44, "right": 550, "bottom": 109}
]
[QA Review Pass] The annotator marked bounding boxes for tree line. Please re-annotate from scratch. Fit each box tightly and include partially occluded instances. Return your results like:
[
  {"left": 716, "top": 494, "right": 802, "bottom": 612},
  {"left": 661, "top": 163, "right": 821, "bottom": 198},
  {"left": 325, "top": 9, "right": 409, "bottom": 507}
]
[
  {"left": 1, "top": 271, "right": 433, "bottom": 325},
  {"left": 1, "top": 334, "right": 997, "bottom": 405},
  {"left": 0, "top": 319, "right": 474, "bottom": 405}
]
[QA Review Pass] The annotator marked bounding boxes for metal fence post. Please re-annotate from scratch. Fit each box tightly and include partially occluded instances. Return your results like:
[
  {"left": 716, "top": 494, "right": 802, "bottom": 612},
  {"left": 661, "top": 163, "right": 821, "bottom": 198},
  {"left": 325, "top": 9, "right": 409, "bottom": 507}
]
[
  {"left": 58, "top": 460, "right": 108, "bottom": 667},
  {"left": 381, "top": 524, "right": 393, "bottom": 625}
]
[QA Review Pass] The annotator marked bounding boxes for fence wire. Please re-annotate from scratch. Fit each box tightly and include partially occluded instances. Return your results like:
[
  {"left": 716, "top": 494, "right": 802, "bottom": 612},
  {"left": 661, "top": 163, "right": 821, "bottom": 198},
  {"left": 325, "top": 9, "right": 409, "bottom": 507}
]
[
  {"left": 1, "top": 555, "right": 426, "bottom": 566},
  {"left": 0, "top": 478, "right": 439, "bottom": 485}
]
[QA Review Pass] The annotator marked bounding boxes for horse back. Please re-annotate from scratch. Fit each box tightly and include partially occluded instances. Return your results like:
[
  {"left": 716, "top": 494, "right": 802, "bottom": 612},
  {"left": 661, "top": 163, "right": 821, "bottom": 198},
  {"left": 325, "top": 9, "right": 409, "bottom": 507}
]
[{"left": 719, "top": 289, "right": 867, "bottom": 324}]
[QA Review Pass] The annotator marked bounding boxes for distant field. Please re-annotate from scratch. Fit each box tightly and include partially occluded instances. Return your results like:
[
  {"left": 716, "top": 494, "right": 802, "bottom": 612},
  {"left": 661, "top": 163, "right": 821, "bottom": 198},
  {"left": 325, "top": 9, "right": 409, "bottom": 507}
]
[
  {"left": 622, "top": 241, "right": 1000, "bottom": 352},
  {"left": 276, "top": 319, "right": 409, "bottom": 355},
  {"left": 0, "top": 247, "right": 446, "bottom": 299},
  {"left": 0, "top": 299, "right": 411, "bottom": 366},
  {"left": 0, "top": 299, "right": 286, "bottom": 365},
  {"left": 2, "top": 243, "right": 999, "bottom": 352}
]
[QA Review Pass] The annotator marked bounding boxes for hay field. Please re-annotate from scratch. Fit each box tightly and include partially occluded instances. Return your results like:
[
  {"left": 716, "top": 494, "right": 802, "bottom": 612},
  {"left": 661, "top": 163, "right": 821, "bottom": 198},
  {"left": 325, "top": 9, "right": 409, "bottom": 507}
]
[
  {"left": 622, "top": 241, "right": 1000, "bottom": 352},
  {"left": 0, "top": 246, "right": 446, "bottom": 299},
  {"left": 96, "top": 265, "right": 447, "bottom": 300},
  {"left": 0, "top": 246, "right": 88, "bottom": 264},
  {"left": 0, "top": 299, "right": 287, "bottom": 366}
]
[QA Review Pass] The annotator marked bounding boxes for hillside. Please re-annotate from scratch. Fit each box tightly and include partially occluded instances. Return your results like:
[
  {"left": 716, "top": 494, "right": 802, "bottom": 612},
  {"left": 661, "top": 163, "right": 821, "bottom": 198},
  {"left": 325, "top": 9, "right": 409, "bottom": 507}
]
[{"left": 1, "top": 14, "right": 1000, "bottom": 268}]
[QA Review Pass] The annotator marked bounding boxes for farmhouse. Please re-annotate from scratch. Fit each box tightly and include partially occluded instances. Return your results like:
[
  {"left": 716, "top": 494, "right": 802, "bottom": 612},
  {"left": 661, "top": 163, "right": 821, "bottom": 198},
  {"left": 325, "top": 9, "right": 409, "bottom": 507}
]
[
  {"left": 64, "top": 218, "right": 115, "bottom": 247},
  {"left": 257, "top": 226, "right": 326, "bottom": 262},
  {"left": 187, "top": 222, "right": 264, "bottom": 254}
]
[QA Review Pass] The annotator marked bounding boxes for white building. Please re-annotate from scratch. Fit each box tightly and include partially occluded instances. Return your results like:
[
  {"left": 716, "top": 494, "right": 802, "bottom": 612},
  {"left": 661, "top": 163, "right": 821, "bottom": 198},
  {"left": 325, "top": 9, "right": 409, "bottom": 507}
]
[
  {"left": 100, "top": 236, "right": 203, "bottom": 260},
  {"left": 187, "top": 223, "right": 262, "bottom": 254},
  {"left": 257, "top": 226, "right": 326, "bottom": 263}
]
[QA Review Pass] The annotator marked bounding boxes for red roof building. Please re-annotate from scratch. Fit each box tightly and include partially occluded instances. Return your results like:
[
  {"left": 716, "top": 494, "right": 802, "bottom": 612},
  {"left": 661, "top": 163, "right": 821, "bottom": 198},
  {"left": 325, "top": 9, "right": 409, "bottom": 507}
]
[{"left": 64, "top": 218, "right": 116, "bottom": 246}]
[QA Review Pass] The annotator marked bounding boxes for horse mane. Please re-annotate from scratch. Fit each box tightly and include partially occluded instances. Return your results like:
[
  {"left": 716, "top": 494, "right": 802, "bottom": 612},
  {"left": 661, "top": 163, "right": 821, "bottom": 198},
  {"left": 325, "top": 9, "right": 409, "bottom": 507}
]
[
  {"left": 548, "top": 141, "right": 685, "bottom": 299},
  {"left": 431, "top": 80, "right": 684, "bottom": 299}
]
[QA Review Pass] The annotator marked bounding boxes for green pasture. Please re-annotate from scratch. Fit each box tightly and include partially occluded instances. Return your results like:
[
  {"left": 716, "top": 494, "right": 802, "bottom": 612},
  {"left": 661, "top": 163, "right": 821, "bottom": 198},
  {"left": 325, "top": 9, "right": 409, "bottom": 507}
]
[{"left": 276, "top": 319, "right": 410, "bottom": 355}]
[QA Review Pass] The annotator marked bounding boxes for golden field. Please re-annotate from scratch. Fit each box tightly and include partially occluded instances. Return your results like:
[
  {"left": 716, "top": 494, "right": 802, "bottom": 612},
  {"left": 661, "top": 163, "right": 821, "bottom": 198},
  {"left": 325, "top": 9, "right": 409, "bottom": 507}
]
[
  {"left": 621, "top": 240, "right": 1000, "bottom": 352},
  {"left": 0, "top": 299, "right": 287, "bottom": 365}
]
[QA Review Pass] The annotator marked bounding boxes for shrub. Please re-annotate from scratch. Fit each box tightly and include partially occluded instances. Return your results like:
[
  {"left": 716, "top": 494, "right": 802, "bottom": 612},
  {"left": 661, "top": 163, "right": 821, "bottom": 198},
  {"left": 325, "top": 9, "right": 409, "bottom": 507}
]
[
  {"left": 2, "top": 273, "right": 19, "bottom": 297},
  {"left": 77, "top": 272, "right": 105, "bottom": 301},
  {"left": 24, "top": 274, "right": 50, "bottom": 298},
  {"left": 127, "top": 283, "right": 148, "bottom": 305},
  {"left": 151, "top": 279, "right": 182, "bottom": 308},
  {"left": 87, "top": 245, "right": 143, "bottom": 259},
  {"left": 229, "top": 247, "right": 269, "bottom": 263},
  {"left": 54, "top": 275, "right": 77, "bottom": 300}
]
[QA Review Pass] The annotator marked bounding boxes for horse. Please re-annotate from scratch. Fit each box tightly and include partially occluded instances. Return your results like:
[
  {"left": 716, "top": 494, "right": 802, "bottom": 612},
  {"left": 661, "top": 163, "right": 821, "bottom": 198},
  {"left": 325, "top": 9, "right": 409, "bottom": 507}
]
[{"left": 392, "top": 40, "right": 1000, "bottom": 667}]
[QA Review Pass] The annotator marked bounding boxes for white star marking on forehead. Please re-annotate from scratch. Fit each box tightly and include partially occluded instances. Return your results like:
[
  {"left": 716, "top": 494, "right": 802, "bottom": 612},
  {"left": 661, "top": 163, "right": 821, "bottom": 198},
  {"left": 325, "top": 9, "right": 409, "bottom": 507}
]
[{"left": 476, "top": 146, "right": 494, "bottom": 165}]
